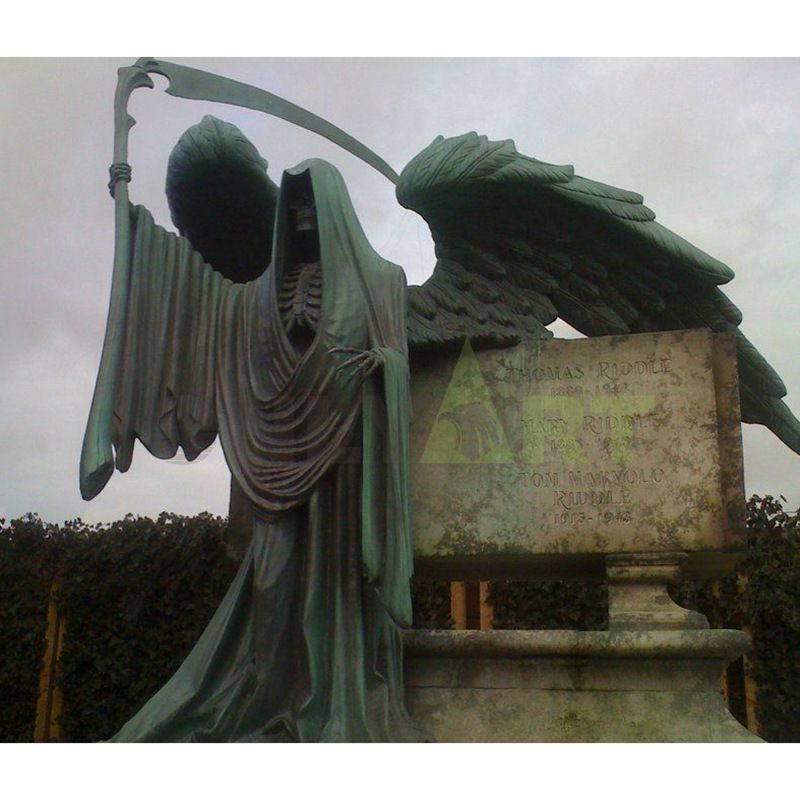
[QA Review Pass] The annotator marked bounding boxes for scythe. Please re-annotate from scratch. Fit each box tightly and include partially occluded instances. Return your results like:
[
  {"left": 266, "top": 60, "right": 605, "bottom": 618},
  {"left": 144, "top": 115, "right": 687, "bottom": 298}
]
[{"left": 80, "top": 57, "right": 398, "bottom": 499}]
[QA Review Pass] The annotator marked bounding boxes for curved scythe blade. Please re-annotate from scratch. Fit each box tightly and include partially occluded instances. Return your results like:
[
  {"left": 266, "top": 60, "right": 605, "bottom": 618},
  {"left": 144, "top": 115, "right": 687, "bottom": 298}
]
[{"left": 135, "top": 57, "right": 400, "bottom": 184}]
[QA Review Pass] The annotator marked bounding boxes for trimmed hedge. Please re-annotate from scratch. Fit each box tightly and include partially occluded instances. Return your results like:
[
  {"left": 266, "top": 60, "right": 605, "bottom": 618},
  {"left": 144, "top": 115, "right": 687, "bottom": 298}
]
[
  {"left": 0, "top": 515, "right": 58, "bottom": 742},
  {"left": 489, "top": 579, "right": 608, "bottom": 631},
  {"left": 0, "top": 513, "right": 236, "bottom": 742},
  {"left": 672, "top": 495, "right": 800, "bottom": 741},
  {"left": 53, "top": 513, "right": 238, "bottom": 742},
  {"left": 411, "top": 578, "right": 453, "bottom": 630}
]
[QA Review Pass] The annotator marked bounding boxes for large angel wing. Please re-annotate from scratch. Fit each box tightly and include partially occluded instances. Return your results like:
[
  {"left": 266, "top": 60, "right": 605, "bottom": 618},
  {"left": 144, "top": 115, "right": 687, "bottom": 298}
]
[{"left": 397, "top": 133, "right": 800, "bottom": 455}]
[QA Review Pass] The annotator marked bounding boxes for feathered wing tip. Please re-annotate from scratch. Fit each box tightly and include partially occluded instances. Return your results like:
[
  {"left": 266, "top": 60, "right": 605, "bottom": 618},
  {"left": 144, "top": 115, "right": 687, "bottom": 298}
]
[
  {"left": 742, "top": 389, "right": 800, "bottom": 456},
  {"left": 768, "top": 399, "right": 800, "bottom": 456}
]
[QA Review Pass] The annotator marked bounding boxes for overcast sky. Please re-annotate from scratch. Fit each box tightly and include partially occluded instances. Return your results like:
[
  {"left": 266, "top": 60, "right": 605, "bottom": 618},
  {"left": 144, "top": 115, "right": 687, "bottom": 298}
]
[{"left": 2, "top": 57, "right": 799, "bottom": 525}]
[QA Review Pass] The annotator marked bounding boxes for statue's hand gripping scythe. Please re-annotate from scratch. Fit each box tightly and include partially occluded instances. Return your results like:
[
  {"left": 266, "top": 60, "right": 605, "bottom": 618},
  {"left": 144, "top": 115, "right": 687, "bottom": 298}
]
[{"left": 81, "top": 57, "right": 399, "bottom": 497}]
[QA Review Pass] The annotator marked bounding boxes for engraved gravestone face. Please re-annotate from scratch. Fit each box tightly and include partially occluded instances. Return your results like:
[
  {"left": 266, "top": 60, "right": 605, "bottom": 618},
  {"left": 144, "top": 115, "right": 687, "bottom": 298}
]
[{"left": 409, "top": 330, "right": 745, "bottom": 576}]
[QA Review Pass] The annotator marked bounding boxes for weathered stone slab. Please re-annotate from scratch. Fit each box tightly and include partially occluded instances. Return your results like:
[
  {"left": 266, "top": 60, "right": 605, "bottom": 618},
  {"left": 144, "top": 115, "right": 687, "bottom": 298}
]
[
  {"left": 403, "top": 629, "right": 761, "bottom": 743},
  {"left": 409, "top": 330, "right": 745, "bottom": 578}
]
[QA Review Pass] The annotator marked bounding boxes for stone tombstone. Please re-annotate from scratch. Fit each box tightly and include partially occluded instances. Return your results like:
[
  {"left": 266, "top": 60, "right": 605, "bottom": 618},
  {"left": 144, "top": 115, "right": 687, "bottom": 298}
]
[{"left": 409, "top": 329, "right": 746, "bottom": 580}]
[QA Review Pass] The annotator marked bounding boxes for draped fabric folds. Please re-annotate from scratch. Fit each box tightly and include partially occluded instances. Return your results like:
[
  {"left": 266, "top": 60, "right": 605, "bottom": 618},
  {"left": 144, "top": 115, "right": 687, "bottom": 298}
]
[{"left": 80, "top": 159, "right": 419, "bottom": 741}]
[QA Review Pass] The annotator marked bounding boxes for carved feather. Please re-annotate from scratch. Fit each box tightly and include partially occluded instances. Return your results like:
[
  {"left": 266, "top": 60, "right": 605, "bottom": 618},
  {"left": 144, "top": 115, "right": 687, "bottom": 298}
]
[{"left": 399, "top": 132, "right": 800, "bottom": 454}]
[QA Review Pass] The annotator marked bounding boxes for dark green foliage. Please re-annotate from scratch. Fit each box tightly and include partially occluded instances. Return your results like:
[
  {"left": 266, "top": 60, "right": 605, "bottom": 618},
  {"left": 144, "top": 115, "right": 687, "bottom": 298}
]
[
  {"left": 53, "top": 513, "right": 238, "bottom": 741},
  {"left": 0, "top": 513, "right": 237, "bottom": 742},
  {"left": 0, "top": 515, "right": 59, "bottom": 742},
  {"left": 488, "top": 579, "right": 608, "bottom": 631},
  {"left": 675, "top": 495, "right": 800, "bottom": 742},
  {"left": 411, "top": 578, "right": 452, "bottom": 630},
  {"left": 741, "top": 496, "right": 800, "bottom": 741}
]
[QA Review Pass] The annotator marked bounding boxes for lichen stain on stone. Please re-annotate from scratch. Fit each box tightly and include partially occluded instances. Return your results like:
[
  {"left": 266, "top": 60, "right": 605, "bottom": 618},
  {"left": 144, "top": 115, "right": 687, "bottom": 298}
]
[
  {"left": 542, "top": 535, "right": 583, "bottom": 555},
  {"left": 432, "top": 520, "right": 530, "bottom": 557},
  {"left": 565, "top": 662, "right": 587, "bottom": 692},
  {"left": 553, "top": 709, "right": 599, "bottom": 743},
  {"left": 411, "top": 329, "right": 742, "bottom": 564}
]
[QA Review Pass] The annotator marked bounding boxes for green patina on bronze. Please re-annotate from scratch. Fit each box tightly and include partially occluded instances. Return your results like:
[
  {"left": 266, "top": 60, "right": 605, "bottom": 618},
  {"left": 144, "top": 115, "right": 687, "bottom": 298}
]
[{"left": 83, "top": 131, "right": 419, "bottom": 741}]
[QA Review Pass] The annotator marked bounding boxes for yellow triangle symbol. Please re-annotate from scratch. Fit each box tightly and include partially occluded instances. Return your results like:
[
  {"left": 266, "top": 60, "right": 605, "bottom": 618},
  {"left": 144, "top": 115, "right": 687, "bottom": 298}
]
[{"left": 420, "top": 339, "right": 513, "bottom": 464}]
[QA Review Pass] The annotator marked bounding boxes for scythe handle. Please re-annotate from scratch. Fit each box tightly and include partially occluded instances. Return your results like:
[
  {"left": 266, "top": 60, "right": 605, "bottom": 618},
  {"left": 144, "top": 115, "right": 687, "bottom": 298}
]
[{"left": 79, "top": 64, "right": 153, "bottom": 499}]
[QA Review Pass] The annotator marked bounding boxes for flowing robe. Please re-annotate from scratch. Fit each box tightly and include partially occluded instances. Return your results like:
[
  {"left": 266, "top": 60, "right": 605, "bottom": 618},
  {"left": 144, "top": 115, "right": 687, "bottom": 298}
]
[{"left": 80, "top": 160, "right": 419, "bottom": 741}]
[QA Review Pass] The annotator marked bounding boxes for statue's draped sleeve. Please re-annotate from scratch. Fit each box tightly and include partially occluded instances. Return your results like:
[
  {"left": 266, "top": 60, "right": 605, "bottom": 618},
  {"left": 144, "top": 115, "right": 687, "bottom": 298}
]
[{"left": 80, "top": 203, "right": 241, "bottom": 500}]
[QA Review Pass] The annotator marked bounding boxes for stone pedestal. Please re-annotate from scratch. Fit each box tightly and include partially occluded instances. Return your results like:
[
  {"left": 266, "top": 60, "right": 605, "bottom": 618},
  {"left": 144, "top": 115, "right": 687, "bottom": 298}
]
[
  {"left": 404, "top": 629, "right": 761, "bottom": 742},
  {"left": 606, "top": 552, "right": 709, "bottom": 631}
]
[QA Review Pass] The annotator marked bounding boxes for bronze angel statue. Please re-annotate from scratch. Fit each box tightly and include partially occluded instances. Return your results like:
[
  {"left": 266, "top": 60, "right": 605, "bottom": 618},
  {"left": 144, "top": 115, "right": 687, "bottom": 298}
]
[{"left": 80, "top": 59, "right": 800, "bottom": 743}]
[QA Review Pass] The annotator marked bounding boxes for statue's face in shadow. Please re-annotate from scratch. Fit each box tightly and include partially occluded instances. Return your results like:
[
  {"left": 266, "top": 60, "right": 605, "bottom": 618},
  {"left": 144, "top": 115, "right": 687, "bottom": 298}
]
[
  {"left": 288, "top": 189, "right": 320, "bottom": 263},
  {"left": 291, "top": 192, "right": 317, "bottom": 232}
]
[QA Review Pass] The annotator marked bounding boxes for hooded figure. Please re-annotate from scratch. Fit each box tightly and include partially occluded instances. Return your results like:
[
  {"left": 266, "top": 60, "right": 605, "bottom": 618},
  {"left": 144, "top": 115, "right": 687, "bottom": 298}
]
[{"left": 81, "top": 124, "right": 420, "bottom": 741}]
